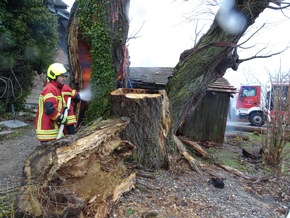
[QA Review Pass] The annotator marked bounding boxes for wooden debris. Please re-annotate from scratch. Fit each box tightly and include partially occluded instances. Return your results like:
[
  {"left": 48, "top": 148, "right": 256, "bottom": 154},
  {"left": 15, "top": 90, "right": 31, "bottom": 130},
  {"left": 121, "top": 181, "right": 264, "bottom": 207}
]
[
  {"left": 112, "top": 173, "right": 136, "bottom": 202},
  {"left": 17, "top": 118, "right": 137, "bottom": 218},
  {"left": 173, "top": 135, "right": 201, "bottom": 174},
  {"left": 136, "top": 171, "right": 156, "bottom": 179},
  {"left": 225, "top": 132, "right": 249, "bottom": 141},
  {"left": 215, "top": 163, "right": 251, "bottom": 180},
  {"left": 178, "top": 136, "right": 207, "bottom": 157},
  {"left": 226, "top": 124, "right": 265, "bottom": 134}
]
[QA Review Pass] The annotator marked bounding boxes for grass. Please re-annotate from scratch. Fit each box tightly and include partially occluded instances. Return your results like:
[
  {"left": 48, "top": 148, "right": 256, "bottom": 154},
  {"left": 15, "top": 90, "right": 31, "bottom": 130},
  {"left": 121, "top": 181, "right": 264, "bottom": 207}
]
[
  {"left": 0, "top": 126, "right": 30, "bottom": 140},
  {"left": 205, "top": 130, "right": 290, "bottom": 176}
]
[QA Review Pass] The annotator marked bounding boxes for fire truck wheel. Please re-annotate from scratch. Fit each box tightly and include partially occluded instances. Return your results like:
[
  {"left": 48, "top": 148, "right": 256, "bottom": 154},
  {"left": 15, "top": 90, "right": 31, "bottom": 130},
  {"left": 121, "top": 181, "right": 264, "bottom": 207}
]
[{"left": 249, "top": 112, "right": 264, "bottom": 127}]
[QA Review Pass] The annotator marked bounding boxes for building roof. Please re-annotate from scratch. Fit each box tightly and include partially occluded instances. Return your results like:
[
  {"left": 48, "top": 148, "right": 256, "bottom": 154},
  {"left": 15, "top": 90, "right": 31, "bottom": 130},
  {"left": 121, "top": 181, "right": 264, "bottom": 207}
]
[
  {"left": 128, "top": 67, "right": 173, "bottom": 89},
  {"left": 46, "top": 0, "right": 70, "bottom": 19},
  {"left": 129, "top": 67, "right": 173, "bottom": 84},
  {"left": 129, "top": 67, "right": 237, "bottom": 93},
  {"left": 207, "top": 77, "right": 237, "bottom": 93}
]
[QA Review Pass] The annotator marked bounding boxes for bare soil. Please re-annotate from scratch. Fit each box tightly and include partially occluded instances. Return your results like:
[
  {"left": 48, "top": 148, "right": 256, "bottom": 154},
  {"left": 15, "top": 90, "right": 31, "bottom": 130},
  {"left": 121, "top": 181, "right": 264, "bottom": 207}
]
[{"left": 0, "top": 116, "right": 289, "bottom": 218}]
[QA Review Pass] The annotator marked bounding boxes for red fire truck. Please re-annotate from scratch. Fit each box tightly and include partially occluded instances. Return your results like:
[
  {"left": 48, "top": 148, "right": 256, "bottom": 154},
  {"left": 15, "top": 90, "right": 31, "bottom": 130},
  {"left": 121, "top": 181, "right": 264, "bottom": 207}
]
[
  {"left": 235, "top": 84, "right": 265, "bottom": 126},
  {"left": 235, "top": 83, "right": 289, "bottom": 126}
]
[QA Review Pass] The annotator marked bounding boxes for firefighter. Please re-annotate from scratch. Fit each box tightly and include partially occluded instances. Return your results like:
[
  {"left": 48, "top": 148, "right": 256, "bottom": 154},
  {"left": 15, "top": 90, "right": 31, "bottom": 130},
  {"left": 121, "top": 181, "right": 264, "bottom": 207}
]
[{"left": 35, "top": 63, "right": 80, "bottom": 143}]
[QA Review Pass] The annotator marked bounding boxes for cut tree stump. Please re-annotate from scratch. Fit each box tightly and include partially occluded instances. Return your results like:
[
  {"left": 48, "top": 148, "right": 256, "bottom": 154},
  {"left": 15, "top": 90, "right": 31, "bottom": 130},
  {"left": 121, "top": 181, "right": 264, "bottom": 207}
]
[
  {"left": 17, "top": 118, "right": 136, "bottom": 218},
  {"left": 110, "top": 88, "right": 173, "bottom": 170}
]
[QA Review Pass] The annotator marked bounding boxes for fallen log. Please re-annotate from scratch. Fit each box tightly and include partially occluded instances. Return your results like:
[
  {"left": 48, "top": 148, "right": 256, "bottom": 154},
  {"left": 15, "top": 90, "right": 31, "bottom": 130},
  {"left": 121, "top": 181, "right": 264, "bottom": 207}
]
[
  {"left": 225, "top": 132, "right": 250, "bottom": 141},
  {"left": 226, "top": 124, "right": 265, "bottom": 134},
  {"left": 215, "top": 163, "right": 251, "bottom": 180},
  {"left": 178, "top": 136, "right": 207, "bottom": 157},
  {"left": 17, "top": 118, "right": 136, "bottom": 218}
]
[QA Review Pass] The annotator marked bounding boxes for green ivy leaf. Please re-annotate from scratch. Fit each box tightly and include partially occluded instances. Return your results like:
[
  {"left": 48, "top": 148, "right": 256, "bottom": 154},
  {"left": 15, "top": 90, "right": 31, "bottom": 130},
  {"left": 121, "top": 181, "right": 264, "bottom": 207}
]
[{"left": 127, "top": 208, "right": 135, "bottom": 215}]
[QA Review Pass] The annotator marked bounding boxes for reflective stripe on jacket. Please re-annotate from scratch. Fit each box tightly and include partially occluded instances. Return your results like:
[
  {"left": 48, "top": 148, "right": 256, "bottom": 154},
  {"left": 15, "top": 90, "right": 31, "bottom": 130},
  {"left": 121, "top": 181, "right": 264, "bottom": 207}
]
[{"left": 62, "top": 84, "right": 78, "bottom": 126}]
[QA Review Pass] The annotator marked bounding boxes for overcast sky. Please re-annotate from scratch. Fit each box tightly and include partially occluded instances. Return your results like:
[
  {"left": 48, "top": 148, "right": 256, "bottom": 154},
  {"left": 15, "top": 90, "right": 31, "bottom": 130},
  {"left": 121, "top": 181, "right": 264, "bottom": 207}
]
[{"left": 63, "top": 0, "right": 290, "bottom": 87}]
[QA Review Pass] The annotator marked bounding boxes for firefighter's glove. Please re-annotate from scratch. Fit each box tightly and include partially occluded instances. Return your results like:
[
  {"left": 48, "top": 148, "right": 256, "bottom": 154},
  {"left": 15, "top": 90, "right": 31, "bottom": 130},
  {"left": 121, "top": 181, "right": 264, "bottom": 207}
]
[{"left": 56, "top": 113, "right": 68, "bottom": 125}]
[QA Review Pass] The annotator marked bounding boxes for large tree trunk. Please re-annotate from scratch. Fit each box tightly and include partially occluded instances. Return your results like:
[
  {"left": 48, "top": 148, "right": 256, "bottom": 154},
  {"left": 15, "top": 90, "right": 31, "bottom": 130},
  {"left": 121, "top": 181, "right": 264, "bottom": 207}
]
[
  {"left": 166, "top": 1, "right": 269, "bottom": 132},
  {"left": 67, "top": 0, "right": 130, "bottom": 123},
  {"left": 17, "top": 118, "right": 136, "bottom": 218}
]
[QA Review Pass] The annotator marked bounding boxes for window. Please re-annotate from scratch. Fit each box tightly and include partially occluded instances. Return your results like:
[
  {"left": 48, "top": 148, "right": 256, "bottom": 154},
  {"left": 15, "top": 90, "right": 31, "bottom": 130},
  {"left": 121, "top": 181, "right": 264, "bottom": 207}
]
[{"left": 241, "top": 87, "right": 256, "bottom": 97}]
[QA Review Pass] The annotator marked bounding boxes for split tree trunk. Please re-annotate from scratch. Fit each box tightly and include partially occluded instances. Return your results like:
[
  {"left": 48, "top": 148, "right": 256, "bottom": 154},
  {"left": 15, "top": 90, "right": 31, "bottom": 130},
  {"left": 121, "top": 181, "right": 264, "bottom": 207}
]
[
  {"left": 110, "top": 88, "right": 173, "bottom": 169},
  {"left": 17, "top": 118, "right": 136, "bottom": 218},
  {"left": 67, "top": 0, "right": 130, "bottom": 123}
]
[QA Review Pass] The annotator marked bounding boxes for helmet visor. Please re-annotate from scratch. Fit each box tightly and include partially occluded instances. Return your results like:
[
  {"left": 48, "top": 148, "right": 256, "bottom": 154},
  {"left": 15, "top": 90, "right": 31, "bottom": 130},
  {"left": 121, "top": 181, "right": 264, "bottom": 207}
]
[{"left": 61, "top": 71, "right": 70, "bottom": 77}]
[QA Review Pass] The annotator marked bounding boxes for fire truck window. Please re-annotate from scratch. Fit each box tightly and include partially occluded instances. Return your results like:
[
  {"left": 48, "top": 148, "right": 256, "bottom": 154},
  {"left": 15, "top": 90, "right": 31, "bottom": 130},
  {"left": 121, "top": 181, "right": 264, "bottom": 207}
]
[{"left": 241, "top": 87, "right": 256, "bottom": 97}]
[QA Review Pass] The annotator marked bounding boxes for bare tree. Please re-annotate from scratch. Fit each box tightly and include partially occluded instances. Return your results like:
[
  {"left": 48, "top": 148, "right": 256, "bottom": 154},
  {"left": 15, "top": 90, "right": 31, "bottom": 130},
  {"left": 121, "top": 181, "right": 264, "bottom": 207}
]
[{"left": 262, "top": 70, "right": 290, "bottom": 174}]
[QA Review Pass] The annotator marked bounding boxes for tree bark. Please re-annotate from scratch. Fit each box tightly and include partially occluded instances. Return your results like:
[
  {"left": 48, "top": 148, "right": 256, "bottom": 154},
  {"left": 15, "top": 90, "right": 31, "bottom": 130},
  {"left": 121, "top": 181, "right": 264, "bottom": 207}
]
[
  {"left": 17, "top": 118, "right": 136, "bottom": 218},
  {"left": 110, "top": 88, "right": 173, "bottom": 169},
  {"left": 166, "top": 1, "right": 269, "bottom": 132},
  {"left": 67, "top": 0, "right": 130, "bottom": 123}
]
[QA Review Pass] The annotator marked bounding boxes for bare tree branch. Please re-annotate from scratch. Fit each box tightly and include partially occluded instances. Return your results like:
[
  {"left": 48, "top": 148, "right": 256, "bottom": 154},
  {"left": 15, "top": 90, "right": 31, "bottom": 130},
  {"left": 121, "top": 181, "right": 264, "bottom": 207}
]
[
  {"left": 267, "top": 1, "right": 290, "bottom": 10},
  {"left": 239, "top": 48, "right": 288, "bottom": 63},
  {"left": 238, "top": 24, "right": 266, "bottom": 47},
  {"left": 127, "top": 21, "right": 145, "bottom": 41},
  {"left": 193, "top": 20, "right": 205, "bottom": 46}
]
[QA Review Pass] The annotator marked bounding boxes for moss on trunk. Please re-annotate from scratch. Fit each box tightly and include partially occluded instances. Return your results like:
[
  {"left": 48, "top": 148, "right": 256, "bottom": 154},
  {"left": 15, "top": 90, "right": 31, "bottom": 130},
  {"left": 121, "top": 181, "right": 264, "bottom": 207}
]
[{"left": 166, "top": 0, "right": 269, "bottom": 132}]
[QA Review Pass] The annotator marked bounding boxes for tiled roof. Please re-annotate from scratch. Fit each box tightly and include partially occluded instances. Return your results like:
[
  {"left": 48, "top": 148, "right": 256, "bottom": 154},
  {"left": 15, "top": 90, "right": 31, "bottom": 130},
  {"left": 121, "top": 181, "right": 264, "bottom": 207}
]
[
  {"left": 207, "top": 77, "right": 237, "bottom": 93},
  {"left": 129, "top": 67, "right": 173, "bottom": 84},
  {"left": 129, "top": 67, "right": 237, "bottom": 93}
]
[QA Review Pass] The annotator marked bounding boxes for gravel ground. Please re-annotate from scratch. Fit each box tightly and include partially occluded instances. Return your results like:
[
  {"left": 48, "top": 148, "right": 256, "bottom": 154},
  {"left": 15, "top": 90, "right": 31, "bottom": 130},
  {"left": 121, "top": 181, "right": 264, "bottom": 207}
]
[
  {"left": 0, "top": 124, "right": 39, "bottom": 189},
  {"left": 0, "top": 119, "right": 289, "bottom": 218},
  {"left": 113, "top": 164, "right": 290, "bottom": 218}
]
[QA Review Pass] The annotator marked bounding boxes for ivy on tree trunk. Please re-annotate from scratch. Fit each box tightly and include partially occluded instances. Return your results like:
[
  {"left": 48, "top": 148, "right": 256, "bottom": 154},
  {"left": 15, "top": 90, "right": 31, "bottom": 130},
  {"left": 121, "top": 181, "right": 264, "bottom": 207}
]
[{"left": 68, "top": 0, "right": 130, "bottom": 122}]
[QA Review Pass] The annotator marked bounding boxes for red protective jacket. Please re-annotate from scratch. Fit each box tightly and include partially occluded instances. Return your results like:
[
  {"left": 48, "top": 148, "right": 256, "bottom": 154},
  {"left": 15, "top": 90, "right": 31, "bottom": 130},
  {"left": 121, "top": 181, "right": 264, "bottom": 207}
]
[
  {"left": 35, "top": 81, "right": 80, "bottom": 141},
  {"left": 35, "top": 80, "right": 64, "bottom": 141}
]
